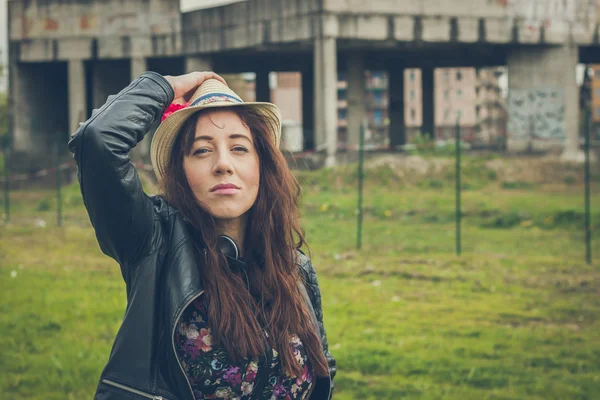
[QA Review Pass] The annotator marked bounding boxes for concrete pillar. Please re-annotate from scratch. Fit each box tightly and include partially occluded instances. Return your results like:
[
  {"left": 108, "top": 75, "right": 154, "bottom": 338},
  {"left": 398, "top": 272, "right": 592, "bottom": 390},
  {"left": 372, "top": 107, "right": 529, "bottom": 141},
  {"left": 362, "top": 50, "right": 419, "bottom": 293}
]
[
  {"left": 131, "top": 57, "right": 147, "bottom": 81},
  {"left": 314, "top": 36, "right": 338, "bottom": 167},
  {"left": 388, "top": 65, "right": 405, "bottom": 148},
  {"left": 68, "top": 59, "right": 87, "bottom": 137},
  {"left": 255, "top": 70, "right": 271, "bottom": 102},
  {"left": 422, "top": 67, "right": 435, "bottom": 138},
  {"left": 346, "top": 52, "right": 366, "bottom": 148},
  {"left": 10, "top": 62, "right": 30, "bottom": 155},
  {"left": 301, "top": 69, "right": 315, "bottom": 150},
  {"left": 130, "top": 57, "right": 149, "bottom": 162},
  {"left": 507, "top": 44, "right": 580, "bottom": 160},
  {"left": 185, "top": 56, "right": 213, "bottom": 73}
]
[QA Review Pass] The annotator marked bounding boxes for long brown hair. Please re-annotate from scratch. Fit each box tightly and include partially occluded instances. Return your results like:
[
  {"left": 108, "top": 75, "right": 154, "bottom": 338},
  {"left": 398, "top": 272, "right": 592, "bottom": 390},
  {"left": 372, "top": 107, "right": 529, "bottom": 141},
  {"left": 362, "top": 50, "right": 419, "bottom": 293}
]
[{"left": 160, "top": 106, "right": 328, "bottom": 377}]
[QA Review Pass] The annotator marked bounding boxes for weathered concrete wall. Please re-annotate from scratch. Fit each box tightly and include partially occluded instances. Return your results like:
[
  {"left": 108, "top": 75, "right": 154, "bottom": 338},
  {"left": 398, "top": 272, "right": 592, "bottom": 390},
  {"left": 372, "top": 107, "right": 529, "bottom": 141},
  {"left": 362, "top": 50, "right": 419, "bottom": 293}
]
[
  {"left": 332, "top": 0, "right": 599, "bottom": 44},
  {"left": 507, "top": 44, "right": 579, "bottom": 157},
  {"left": 324, "top": 0, "right": 597, "bottom": 20},
  {"left": 9, "top": 0, "right": 180, "bottom": 39},
  {"left": 9, "top": 0, "right": 600, "bottom": 61},
  {"left": 181, "top": 0, "right": 320, "bottom": 53},
  {"left": 9, "top": 0, "right": 181, "bottom": 60}
]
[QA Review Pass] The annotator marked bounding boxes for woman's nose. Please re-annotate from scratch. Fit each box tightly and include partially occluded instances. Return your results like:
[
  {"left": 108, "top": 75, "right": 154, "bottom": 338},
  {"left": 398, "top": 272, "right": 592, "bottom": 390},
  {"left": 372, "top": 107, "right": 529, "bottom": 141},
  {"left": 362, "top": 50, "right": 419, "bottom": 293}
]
[{"left": 213, "top": 151, "right": 233, "bottom": 175}]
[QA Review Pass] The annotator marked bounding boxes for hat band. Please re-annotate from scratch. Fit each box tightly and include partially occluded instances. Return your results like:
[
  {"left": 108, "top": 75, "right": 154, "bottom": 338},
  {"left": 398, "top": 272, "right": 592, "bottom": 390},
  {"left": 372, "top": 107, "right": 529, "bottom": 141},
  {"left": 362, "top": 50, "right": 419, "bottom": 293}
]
[{"left": 190, "top": 93, "right": 243, "bottom": 107}]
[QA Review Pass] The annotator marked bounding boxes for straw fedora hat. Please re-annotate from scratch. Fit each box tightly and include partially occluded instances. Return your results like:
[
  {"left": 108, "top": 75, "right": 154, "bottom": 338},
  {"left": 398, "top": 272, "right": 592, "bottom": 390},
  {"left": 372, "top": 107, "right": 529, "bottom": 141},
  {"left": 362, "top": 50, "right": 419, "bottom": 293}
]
[{"left": 150, "top": 78, "right": 282, "bottom": 184}]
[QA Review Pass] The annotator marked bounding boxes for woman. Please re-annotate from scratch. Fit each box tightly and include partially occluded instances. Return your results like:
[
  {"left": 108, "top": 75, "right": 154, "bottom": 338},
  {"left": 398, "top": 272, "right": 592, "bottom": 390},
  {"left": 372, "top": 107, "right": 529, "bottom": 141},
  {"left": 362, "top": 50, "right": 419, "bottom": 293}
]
[{"left": 68, "top": 71, "right": 336, "bottom": 400}]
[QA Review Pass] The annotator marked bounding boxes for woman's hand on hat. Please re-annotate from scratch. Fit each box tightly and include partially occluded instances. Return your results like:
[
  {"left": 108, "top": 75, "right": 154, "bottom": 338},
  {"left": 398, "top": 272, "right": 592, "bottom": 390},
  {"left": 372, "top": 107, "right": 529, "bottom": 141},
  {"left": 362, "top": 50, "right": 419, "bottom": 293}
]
[{"left": 163, "top": 72, "right": 228, "bottom": 104}]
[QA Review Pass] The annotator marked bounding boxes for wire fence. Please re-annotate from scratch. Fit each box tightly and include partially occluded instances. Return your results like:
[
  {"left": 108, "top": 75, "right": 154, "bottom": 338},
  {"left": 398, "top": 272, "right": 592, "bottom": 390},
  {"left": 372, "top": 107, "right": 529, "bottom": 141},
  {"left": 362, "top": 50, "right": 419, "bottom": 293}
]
[{"left": 1, "top": 78, "right": 597, "bottom": 266}]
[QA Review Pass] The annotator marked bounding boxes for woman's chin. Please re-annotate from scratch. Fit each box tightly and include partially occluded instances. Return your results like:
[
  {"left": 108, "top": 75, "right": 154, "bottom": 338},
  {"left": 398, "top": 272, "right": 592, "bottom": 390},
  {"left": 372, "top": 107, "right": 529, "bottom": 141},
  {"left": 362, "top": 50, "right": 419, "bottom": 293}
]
[{"left": 208, "top": 209, "right": 248, "bottom": 221}]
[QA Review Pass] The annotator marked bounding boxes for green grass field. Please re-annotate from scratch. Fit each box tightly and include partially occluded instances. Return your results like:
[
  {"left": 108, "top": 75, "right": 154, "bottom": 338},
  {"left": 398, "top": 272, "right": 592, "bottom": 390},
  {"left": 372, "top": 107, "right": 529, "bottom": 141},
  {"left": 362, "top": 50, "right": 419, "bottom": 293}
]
[{"left": 1, "top": 155, "right": 599, "bottom": 399}]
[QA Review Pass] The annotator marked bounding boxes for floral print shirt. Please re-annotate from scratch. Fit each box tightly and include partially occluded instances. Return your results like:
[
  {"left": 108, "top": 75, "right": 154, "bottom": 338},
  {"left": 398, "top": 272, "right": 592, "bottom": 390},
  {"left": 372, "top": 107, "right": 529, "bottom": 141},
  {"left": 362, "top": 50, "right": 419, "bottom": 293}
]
[{"left": 174, "top": 297, "right": 314, "bottom": 399}]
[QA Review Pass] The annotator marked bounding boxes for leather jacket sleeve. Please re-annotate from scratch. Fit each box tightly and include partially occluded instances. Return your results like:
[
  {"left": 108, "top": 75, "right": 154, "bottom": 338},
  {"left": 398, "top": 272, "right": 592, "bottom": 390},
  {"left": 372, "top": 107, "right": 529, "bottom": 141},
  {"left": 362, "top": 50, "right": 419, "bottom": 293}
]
[
  {"left": 299, "top": 254, "right": 337, "bottom": 398},
  {"left": 67, "top": 72, "right": 174, "bottom": 275}
]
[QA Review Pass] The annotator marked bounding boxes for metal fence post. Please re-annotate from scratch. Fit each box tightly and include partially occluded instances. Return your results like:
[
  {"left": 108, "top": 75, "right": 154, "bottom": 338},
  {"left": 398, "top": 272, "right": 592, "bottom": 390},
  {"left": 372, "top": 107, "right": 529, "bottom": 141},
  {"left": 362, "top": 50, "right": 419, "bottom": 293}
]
[
  {"left": 584, "top": 86, "right": 592, "bottom": 265},
  {"left": 455, "top": 116, "right": 462, "bottom": 256},
  {"left": 3, "top": 145, "right": 9, "bottom": 224},
  {"left": 56, "top": 139, "right": 63, "bottom": 227},
  {"left": 357, "top": 120, "right": 366, "bottom": 250}
]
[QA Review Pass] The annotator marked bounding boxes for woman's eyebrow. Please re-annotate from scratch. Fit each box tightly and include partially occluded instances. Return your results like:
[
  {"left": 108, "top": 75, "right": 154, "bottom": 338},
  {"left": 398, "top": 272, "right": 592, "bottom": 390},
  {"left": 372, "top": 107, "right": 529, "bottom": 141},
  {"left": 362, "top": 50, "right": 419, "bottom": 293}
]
[{"left": 193, "top": 134, "right": 252, "bottom": 143}]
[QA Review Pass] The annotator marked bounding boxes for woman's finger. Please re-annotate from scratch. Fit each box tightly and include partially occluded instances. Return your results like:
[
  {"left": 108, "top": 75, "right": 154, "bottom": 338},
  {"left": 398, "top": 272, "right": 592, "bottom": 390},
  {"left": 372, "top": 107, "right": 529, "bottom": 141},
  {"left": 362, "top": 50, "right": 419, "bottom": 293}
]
[{"left": 164, "top": 72, "right": 228, "bottom": 101}]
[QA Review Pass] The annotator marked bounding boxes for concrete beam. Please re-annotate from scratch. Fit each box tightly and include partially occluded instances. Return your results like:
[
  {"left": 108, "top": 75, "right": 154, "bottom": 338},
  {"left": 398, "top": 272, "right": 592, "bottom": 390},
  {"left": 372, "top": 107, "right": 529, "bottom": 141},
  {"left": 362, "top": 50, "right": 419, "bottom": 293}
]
[
  {"left": 394, "top": 16, "right": 416, "bottom": 41},
  {"left": 457, "top": 17, "right": 479, "bottom": 43},
  {"left": 346, "top": 52, "right": 367, "bottom": 147},
  {"left": 185, "top": 56, "right": 213, "bottom": 73},
  {"left": 58, "top": 39, "right": 93, "bottom": 60},
  {"left": 338, "top": 15, "right": 388, "bottom": 40},
  {"left": 422, "top": 17, "right": 452, "bottom": 42},
  {"left": 480, "top": 18, "right": 511, "bottom": 43}
]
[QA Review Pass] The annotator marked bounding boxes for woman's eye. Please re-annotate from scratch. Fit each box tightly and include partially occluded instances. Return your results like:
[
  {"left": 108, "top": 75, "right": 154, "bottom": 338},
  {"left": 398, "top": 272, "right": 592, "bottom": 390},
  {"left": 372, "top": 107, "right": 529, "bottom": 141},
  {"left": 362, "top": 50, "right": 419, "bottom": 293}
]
[
  {"left": 233, "top": 146, "right": 249, "bottom": 153},
  {"left": 193, "top": 148, "right": 210, "bottom": 156}
]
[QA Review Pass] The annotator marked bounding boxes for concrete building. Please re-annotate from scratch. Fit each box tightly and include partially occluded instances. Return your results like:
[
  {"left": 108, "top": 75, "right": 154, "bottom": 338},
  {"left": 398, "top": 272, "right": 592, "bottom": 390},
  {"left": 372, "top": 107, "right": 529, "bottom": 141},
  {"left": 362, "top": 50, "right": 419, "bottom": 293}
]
[
  {"left": 404, "top": 68, "right": 423, "bottom": 144},
  {"left": 476, "top": 67, "right": 508, "bottom": 148},
  {"left": 6, "top": 0, "right": 600, "bottom": 171},
  {"left": 336, "top": 70, "right": 389, "bottom": 150},
  {"left": 435, "top": 67, "right": 477, "bottom": 141}
]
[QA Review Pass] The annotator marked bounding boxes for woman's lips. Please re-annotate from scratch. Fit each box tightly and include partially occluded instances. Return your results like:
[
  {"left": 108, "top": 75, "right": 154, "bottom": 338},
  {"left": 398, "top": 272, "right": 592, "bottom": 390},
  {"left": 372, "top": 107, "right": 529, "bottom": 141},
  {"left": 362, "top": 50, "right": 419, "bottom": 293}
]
[
  {"left": 210, "top": 183, "right": 240, "bottom": 195},
  {"left": 212, "top": 187, "right": 240, "bottom": 195}
]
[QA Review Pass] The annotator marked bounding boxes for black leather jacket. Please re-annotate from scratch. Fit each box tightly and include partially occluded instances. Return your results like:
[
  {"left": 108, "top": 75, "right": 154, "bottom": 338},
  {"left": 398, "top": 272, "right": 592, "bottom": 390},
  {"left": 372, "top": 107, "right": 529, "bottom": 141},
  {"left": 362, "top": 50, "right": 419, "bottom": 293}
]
[{"left": 67, "top": 72, "right": 336, "bottom": 400}]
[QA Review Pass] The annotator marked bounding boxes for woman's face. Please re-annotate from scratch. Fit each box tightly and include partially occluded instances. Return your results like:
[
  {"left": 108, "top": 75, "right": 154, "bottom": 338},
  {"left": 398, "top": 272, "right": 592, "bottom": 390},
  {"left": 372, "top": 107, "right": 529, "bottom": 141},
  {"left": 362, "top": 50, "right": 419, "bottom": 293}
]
[{"left": 182, "top": 109, "right": 260, "bottom": 221}]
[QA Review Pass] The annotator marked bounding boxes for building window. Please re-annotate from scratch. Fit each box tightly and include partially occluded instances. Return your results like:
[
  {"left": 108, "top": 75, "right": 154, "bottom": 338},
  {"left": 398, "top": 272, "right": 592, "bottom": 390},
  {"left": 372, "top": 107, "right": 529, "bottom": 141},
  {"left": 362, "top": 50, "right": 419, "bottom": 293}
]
[
  {"left": 337, "top": 89, "right": 347, "bottom": 100},
  {"left": 374, "top": 91, "right": 383, "bottom": 104},
  {"left": 444, "top": 70, "right": 450, "bottom": 82},
  {"left": 456, "top": 71, "right": 463, "bottom": 81},
  {"left": 457, "top": 89, "right": 463, "bottom": 97},
  {"left": 374, "top": 110, "right": 383, "bottom": 124},
  {"left": 338, "top": 109, "right": 347, "bottom": 120},
  {"left": 410, "top": 90, "right": 415, "bottom": 100},
  {"left": 409, "top": 71, "right": 415, "bottom": 81},
  {"left": 410, "top": 108, "right": 416, "bottom": 120}
]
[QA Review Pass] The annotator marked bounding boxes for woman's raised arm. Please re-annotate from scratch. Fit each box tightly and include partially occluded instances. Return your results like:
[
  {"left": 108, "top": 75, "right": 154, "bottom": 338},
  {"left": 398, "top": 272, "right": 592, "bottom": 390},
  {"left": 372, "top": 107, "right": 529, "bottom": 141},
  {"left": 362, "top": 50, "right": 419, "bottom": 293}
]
[{"left": 67, "top": 72, "right": 174, "bottom": 271}]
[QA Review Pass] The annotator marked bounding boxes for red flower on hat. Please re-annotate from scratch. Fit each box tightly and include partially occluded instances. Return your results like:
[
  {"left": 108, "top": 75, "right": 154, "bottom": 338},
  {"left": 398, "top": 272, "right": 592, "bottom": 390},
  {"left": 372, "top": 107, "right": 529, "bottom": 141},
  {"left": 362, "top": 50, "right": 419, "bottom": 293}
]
[{"left": 161, "top": 102, "right": 189, "bottom": 122}]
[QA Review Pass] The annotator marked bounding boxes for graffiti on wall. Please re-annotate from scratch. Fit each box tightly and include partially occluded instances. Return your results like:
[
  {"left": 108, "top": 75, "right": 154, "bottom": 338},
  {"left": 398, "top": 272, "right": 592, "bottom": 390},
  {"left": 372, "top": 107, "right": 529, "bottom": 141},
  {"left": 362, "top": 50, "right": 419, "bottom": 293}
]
[{"left": 507, "top": 88, "right": 565, "bottom": 140}]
